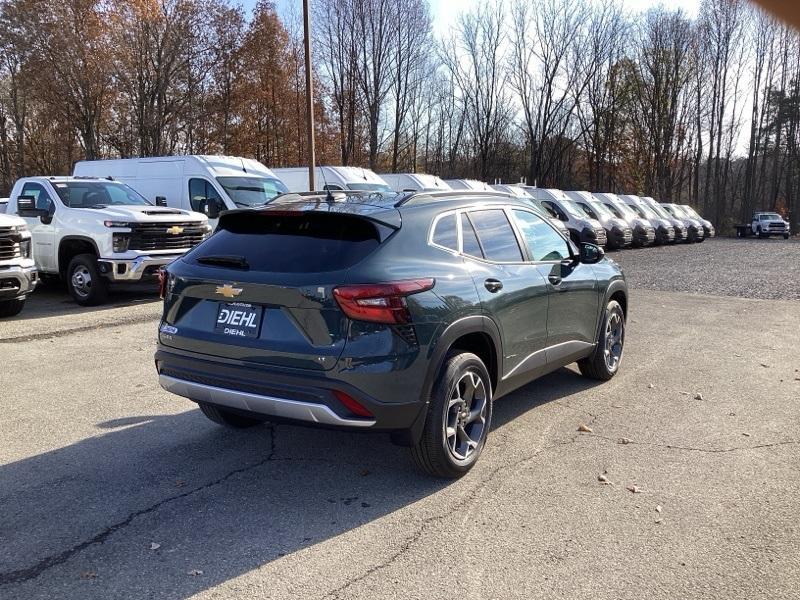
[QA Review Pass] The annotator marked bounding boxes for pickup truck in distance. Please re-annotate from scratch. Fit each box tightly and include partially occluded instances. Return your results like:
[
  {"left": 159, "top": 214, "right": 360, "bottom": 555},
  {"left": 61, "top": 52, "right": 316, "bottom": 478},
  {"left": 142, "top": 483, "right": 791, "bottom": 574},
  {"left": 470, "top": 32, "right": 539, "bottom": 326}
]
[
  {"left": 0, "top": 211, "right": 37, "bottom": 317},
  {"left": 8, "top": 177, "right": 210, "bottom": 305},
  {"left": 734, "top": 212, "right": 790, "bottom": 239}
]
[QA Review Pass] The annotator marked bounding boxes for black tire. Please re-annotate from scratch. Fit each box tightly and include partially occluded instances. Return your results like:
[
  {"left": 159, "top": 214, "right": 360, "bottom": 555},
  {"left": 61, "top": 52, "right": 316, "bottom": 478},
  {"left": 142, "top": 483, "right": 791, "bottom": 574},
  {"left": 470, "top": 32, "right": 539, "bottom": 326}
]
[
  {"left": 757, "top": 226, "right": 765, "bottom": 239},
  {"left": 412, "top": 352, "right": 493, "bottom": 479},
  {"left": 67, "top": 254, "right": 109, "bottom": 306},
  {"left": 198, "top": 402, "right": 265, "bottom": 428},
  {"left": 784, "top": 233, "right": 790, "bottom": 240},
  {"left": 578, "top": 299, "right": 625, "bottom": 381},
  {"left": 0, "top": 298, "right": 25, "bottom": 318}
]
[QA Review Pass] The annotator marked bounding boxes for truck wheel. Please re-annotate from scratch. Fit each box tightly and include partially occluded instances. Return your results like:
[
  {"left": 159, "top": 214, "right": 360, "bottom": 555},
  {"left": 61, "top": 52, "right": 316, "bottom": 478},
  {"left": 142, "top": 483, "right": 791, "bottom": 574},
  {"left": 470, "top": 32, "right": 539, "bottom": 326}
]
[
  {"left": 411, "top": 352, "right": 493, "bottom": 479},
  {"left": 757, "top": 226, "right": 765, "bottom": 239},
  {"left": 0, "top": 298, "right": 25, "bottom": 318},
  {"left": 198, "top": 402, "right": 265, "bottom": 428},
  {"left": 67, "top": 254, "right": 109, "bottom": 306},
  {"left": 784, "top": 233, "right": 790, "bottom": 240},
  {"left": 579, "top": 299, "right": 625, "bottom": 381}
]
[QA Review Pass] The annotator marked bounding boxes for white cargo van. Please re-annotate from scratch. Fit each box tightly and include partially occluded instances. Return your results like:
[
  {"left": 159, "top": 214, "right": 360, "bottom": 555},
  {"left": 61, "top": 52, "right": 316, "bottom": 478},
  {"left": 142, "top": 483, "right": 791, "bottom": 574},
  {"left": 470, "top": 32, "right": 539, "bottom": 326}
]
[
  {"left": 443, "top": 179, "right": 492, "bottom": 191},
  {"left": 380, "top": 173, "right": 451, "bottom": 192},
  {"left": 272, "top": 166, "right": 392, "bottom": 193},
  {"left": 73, "top": 156, "right": 288, "bottom": 220}
]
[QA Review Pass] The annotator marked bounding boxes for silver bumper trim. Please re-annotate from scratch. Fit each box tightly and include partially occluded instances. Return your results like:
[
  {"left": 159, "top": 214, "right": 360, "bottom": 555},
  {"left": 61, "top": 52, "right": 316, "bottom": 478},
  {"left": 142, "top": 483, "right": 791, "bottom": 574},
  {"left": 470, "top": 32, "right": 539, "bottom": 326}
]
[
  {"left": 0, "top": 264, "right": 37, "bottom": 297},
  {"left": 99, "top": 255, "right": 182, "bottom": 282},
  {"left": 158, "top": 374, "right": 376, "bottom": 428}
]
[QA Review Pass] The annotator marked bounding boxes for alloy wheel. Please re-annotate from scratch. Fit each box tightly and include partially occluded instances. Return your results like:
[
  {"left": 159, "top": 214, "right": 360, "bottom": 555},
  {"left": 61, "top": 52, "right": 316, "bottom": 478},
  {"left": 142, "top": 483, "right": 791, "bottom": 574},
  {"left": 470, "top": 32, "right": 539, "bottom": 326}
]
[
  {"left": 444, "top": 370, "right": 488, "bottom": 461},
  {"left": 604, "top": 310, "right": 624, "bottom": 371}
]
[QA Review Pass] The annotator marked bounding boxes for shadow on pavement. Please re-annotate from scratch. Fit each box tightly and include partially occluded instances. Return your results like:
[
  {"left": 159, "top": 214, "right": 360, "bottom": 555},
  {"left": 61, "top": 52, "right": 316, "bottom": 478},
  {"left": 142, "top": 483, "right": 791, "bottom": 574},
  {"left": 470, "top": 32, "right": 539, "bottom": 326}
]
[{"left": 0, "top": 367, "right": 597, "bottom": 598}]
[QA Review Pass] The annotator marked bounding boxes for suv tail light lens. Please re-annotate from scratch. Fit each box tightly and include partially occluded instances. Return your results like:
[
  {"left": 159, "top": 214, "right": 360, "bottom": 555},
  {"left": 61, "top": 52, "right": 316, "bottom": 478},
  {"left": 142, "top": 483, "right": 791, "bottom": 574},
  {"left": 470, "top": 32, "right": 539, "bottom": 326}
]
[
  {"left": 333, "top": 279, "right": 435, "bottom": 324},
  {"left": 158, "top": 268, "right": 168, "bottom": 299}
]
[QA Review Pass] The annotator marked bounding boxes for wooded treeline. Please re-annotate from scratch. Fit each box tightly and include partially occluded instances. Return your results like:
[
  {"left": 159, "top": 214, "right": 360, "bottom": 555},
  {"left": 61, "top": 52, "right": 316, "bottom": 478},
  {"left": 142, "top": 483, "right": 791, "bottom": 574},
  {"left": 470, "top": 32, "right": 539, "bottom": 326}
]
[{"left": 1, "top": 0, "right": 798, "bottom": 231}]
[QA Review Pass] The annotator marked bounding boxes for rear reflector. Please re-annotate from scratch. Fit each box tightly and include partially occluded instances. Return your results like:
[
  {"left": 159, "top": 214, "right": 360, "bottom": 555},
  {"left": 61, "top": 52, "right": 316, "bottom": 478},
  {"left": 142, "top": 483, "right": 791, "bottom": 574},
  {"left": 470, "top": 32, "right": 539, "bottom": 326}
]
[
  {"left": 333, "top": 390, "right": 374, "bottom": 418},
  {"left": 333, "top": 279, "right": 435, "bottom": 324}
]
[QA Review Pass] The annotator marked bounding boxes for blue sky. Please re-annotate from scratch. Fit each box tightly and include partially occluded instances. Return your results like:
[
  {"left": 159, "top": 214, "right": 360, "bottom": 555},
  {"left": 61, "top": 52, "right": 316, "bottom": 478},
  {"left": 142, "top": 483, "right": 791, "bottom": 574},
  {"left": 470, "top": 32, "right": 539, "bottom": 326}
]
[{"left": 241, "top": 0, "right": 701, "bottom": 30}]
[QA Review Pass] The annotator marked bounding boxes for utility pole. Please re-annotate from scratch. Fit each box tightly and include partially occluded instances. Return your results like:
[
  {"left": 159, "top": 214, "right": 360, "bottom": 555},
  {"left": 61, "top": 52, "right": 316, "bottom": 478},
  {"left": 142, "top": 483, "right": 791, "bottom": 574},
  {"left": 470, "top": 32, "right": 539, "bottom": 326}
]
[{"left": 303, "top": 0, "right": 316, "bottom": 190}]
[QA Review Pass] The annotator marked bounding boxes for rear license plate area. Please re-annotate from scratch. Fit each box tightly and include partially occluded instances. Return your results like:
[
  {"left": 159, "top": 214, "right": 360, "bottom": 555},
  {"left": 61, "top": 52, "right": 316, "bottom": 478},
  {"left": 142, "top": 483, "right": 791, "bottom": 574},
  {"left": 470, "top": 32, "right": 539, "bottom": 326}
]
[{"left": 214, "top": 302, "right": 263, "bottom": 338}]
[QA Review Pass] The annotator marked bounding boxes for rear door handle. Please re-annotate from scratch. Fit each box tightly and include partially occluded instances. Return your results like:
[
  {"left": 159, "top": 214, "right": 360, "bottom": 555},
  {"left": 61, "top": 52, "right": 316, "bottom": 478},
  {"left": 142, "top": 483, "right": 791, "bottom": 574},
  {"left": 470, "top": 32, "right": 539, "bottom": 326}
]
[{"left": 484, "top": 278, "right": 503, "bottom": 293}]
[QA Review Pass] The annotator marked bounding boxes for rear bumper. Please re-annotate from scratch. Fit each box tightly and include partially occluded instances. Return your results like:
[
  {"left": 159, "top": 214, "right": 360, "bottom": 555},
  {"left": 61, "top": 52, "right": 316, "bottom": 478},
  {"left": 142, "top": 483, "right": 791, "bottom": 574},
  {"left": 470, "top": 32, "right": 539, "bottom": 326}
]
[
  {"left": 155, "top": 347, "right": 426, "bottom": 431},
  {"left": 0, "top": 264, "right": 38, "bottom": 299},
  {"left": 98, "top": 254, "right": 182, "bottom": 282}
]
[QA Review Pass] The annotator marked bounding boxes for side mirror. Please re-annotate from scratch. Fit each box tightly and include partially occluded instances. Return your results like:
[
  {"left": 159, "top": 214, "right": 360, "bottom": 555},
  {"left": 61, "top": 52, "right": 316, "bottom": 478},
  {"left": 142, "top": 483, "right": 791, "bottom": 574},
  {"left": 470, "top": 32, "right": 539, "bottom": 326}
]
[
  {"left": 579, "top": 243, "right": 605, "bottom": 264},
  {"left": 155, "top": 196, "right": 167, "bottom": 207},
  {"left": 17, "top": 195, "right": 50, "bottom": 221},
  {"left": 199, "top": 197, "right": 221, "bottom": 219}
]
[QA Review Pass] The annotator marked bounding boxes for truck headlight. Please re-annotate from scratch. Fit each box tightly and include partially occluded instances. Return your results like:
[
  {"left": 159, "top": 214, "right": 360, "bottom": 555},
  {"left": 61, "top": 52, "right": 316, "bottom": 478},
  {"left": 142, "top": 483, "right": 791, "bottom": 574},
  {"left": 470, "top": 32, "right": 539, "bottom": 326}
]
[
  {"left": 20, "top": 239, "right": 31, "bottom": 258},
  {"left": 13, "top": 224, "right": 28, "bottom": 233},
  {"left": 104, "top": 221, "right": 131, "bottom": 228},
  {"left": 112, "top": 233, "right": 130, "bottom": 253}
]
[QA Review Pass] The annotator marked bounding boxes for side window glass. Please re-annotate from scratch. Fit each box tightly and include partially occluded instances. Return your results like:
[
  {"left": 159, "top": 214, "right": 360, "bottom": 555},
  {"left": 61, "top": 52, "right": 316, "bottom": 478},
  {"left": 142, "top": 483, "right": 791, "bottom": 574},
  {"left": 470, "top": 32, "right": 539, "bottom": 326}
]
[
  {"left": 579, "top": 202, "right": 596, "bottom": 219},
  {"left": 542, "top": 200, "right": 567, "bottom": 221},
  {"left": 461, "top": 213, "right": 484, "bottom": 258},
  {"left": 512, "top": 210, "right": 570, "bottom": 262},
  {"left": 468, "top": 209, "right": 523, "bottom": 262},
  {"left": 431, "top": 212, "right": 458, "bottom": 251},
  {"left": 189, "top": 178, "right": 222, "bottom": 212},
  {"left": 21, "top": 183, "right": 54, "bottom": 212}
]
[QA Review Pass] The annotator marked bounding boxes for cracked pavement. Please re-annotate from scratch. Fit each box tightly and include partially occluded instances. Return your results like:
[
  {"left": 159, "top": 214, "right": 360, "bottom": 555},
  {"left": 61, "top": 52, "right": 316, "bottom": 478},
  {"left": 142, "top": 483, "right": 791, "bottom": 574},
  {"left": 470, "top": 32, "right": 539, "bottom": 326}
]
[{"left": 1, "top": 265, "right": 799, "bottom": 599}]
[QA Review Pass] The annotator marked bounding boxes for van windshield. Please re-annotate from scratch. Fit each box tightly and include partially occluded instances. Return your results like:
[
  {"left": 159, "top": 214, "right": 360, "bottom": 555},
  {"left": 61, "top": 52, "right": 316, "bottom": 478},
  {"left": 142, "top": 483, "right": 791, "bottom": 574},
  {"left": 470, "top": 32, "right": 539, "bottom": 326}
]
[
  {"left": 52, "top": 181, "right": 151, "bottom": 208},
  {"left": 347, "top": 182, "right": 393, "bottom": 192},
  {"left": 216, "top": 176, "right": 288, "bottom": 207}
]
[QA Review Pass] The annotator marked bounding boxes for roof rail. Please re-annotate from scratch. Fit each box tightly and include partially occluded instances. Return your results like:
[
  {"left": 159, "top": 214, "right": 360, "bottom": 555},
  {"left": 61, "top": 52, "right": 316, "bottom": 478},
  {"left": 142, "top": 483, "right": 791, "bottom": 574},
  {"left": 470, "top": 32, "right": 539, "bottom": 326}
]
[{"left": 394, "top": 190, "right": 512, "bottom": 207}]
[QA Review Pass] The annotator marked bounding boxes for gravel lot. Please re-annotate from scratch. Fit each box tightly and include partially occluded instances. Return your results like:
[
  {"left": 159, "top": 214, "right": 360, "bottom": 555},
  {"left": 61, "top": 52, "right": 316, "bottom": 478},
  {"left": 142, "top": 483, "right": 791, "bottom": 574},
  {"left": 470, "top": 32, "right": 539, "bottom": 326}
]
[
  {"left": 612, "top": 237, "right": 800, "bottom": 300},
  {"left": 1, "top": 238, "right": 799, "bottom": 600}
]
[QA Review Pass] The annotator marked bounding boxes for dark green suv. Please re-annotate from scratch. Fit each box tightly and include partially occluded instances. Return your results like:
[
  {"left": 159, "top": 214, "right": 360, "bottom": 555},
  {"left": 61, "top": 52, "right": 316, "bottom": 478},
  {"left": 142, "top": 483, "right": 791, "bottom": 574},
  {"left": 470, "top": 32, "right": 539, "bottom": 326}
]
[{"left": 155, "top": 191, "right": 627, "bottom": 478}]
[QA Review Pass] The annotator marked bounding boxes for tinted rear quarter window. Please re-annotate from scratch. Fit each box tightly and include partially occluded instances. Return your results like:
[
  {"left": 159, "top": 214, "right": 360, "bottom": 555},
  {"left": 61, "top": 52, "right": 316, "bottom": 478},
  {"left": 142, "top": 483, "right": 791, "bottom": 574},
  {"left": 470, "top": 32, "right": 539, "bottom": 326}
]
[
  {"left": 468, "top": 209, "right": 523, "bottom": 262},
  {"left": 190, "top": 213, "right": 382, "bottom": 273},
  {"left": 432, "top": 212, "right": 458, "bottom": 251}
]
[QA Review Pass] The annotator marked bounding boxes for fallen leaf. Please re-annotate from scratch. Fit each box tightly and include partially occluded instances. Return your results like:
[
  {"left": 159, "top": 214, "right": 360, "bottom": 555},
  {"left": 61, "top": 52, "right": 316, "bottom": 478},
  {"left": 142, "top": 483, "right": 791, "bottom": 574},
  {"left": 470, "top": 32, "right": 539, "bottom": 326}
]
[
  {"left": 149, "top": 542, "right": 161, "bottom": 551},
  {"left": 175, "top": 480, "right": 185, "bottom": 488},
  {"left": 655, "top": 505, "right": 662, "bottom": 513},
  {"left": 626, "top": 485, "right": 642, "bottom": 493},
  {"left": 359, "top": 469, "right": 371, "bottom": 477},
  {"left": 694, "top": 393, "right": 704, "bottom": 400},
  {"left": 187, "top": 569, "right": 203, "bottom": 576},
  {"left": 760, "top": 363, "right": 770, "bottom": 368},
  {"left": 598, "top": 474, "right": 608, "bottom": 483},
  {"left": 80, "top": 571, "right": 97, "bottom": 580},
  {"left": 577, "top": 424, "right": 593, "bottom": 433},
  {"left": 742, "top": 432, "right": 751, "bottom": 437},
  {"left": 618, "top": 437, "right": 631, "bottom": 445},
  {"left": 647, "top": 383, "right": 655, "bottom": 389},
  {"left": 655, "top": 519, "right": 663, "bottom": 524}
]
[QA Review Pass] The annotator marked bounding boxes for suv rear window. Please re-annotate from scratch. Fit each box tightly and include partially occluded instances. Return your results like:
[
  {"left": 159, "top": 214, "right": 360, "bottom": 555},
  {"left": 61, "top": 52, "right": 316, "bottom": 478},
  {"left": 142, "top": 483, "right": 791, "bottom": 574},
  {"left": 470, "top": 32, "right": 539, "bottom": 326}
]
[{"left": 190, "top": 212, "right": 384, "bottom": 273}]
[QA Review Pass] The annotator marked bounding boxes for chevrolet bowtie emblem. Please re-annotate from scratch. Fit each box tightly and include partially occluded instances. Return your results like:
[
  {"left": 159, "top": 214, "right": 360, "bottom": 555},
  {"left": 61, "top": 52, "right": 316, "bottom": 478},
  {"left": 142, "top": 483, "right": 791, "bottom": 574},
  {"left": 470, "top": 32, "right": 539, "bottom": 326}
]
[
  {"left": 166, "top": 225, "right": 184, "bottom": 235},
  {"left": 215, "top": 284, "right": 243, "bottom": 298}
]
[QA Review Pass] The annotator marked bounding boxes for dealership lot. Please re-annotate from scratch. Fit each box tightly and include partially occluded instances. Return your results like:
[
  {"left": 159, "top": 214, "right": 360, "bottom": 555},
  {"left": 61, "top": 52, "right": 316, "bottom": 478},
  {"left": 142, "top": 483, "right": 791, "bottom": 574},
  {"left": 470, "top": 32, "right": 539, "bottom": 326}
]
[{"left": 1, "top": 238, "right": 799, "bottom": 600}]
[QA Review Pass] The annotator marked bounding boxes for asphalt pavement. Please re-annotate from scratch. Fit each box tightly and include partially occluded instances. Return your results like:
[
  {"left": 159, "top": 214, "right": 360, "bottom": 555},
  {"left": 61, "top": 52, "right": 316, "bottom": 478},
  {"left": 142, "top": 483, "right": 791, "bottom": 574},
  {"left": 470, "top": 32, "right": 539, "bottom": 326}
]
[{"left": 1, "top": 241, "right": 799, "bottom": 599}]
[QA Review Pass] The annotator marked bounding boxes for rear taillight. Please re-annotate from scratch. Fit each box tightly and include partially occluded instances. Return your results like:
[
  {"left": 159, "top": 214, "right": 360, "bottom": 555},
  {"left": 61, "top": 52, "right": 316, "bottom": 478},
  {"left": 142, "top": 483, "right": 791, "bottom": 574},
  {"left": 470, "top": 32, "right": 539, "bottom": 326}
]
[{"left": 333, "top": 279, "right": 435, "bottom": 324}]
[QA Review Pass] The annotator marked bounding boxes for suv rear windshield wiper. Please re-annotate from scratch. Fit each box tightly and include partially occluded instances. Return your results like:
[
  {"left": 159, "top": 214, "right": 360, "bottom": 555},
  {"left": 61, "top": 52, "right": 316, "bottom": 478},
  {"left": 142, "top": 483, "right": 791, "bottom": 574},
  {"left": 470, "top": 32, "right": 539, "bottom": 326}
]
[{"left": 196, "top": 255, "right": 249, "bottom": 269}]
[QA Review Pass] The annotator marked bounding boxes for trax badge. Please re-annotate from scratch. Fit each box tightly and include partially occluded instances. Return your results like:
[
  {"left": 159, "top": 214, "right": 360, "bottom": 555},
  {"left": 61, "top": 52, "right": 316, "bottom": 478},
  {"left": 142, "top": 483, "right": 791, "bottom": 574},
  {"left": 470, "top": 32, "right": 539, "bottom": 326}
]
[
  {"left": 215, "top": 284, "right": 243, "bottom": 298},
  {"left": 166, "top": 225, "right": 184, "bottom": 235}
]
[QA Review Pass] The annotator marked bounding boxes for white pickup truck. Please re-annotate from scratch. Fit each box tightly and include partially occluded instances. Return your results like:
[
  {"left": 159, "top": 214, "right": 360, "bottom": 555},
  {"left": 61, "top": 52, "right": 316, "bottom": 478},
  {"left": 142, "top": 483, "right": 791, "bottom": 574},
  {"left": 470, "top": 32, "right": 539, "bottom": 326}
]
[
  {"left": 0, "top": 211, "right": 37, "bottom": 317},
  {"left": 733, "top": 212, "right": 791, "bottom": 239},
  {"left": 7, "top": 177, "right": 209, "bottom": 305}
]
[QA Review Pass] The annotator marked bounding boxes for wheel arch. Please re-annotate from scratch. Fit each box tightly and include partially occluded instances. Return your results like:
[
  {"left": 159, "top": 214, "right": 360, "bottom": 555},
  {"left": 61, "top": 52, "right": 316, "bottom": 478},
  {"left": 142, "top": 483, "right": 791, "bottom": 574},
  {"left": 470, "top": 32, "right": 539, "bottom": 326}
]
[
  {"left": 391, "top": 315, "right": 502, "bottom": 447},
  {"left": 58, "top": 236, "right": 99, "bottom": 276}
]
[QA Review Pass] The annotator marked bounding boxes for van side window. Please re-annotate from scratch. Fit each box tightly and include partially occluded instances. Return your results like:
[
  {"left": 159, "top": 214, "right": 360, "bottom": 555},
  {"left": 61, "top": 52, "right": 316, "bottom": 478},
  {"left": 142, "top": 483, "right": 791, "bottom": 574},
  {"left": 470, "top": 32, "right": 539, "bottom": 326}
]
[
  {"left": 541, "top": 200, "right": 567, "bottom": 221},
  {"left": 189, "top": 178, "right": 223, "bottom": 212},
  {"left": 21, "top": 182, "right": 54, "bottom": 212}
]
